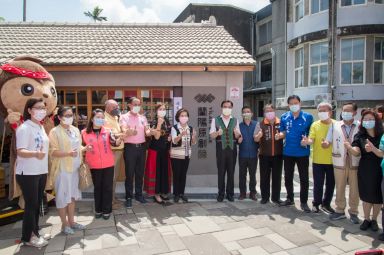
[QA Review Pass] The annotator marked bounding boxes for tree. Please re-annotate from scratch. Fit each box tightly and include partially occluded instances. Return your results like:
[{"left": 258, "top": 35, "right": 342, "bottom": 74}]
[
  {"left": 84, "top": 6, "right": 107, "bottom": 22},
  {"left": 0, "top": 17, "right": 5, "bottom": 22}
]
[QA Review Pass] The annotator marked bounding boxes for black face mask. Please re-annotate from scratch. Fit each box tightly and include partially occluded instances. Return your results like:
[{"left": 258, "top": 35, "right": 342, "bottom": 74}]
[{"left": 111, "top": 108, "right": 121, "bottom": 117}]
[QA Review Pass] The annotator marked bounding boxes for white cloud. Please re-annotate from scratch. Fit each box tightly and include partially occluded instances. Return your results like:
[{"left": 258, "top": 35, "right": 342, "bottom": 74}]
[
  {"left": 81, "top": 0, "right": 162, "bottom": 23},
  {"left": 81, "top": 0, "right": 270, "bottom": 23}
]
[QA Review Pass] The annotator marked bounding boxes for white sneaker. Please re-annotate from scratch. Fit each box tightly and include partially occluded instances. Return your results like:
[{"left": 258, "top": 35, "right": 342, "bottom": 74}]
[
  {"left": 25, "top": 235, "right": 48, "bottom": 248},
  {"left": 40, "top": 233, "right": 52, "bottom": 240}
]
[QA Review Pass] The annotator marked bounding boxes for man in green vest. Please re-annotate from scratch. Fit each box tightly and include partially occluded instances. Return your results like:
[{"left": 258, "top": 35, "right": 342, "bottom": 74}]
[{"left": 210, "top": 100, "right": 241, "bottom": 202}]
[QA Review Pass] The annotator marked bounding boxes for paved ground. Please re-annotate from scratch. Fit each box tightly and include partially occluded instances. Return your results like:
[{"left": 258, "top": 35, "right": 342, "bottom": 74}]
[{"left": 0, "top": 195, "right": 384, "bottom": 255}]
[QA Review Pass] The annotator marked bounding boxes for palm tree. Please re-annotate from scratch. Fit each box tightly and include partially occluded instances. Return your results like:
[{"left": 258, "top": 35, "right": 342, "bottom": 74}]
[{"left": 84, "top": 6, "right": 107, "bottom": 22}]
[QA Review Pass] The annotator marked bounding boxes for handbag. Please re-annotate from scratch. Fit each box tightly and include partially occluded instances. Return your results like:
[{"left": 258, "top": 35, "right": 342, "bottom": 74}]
[{"left": 78, "top": 161, "right": 92, "bottom": 190}]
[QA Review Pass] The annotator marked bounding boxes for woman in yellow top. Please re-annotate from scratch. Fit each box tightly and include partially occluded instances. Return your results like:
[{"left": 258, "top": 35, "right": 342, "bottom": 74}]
[{"left": 49, "top": 106, "right": 92, "bottom": 235}]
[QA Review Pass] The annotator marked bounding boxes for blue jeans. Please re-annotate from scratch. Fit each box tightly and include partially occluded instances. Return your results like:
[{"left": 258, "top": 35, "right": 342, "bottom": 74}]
[{"left": 312, "top": 163, "right": 335, "bottom": 206}]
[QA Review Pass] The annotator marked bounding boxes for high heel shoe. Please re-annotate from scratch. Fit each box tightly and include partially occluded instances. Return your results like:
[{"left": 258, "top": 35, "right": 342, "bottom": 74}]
[{"left": 154, "top": 196, "right": 164, "bottom": 205}]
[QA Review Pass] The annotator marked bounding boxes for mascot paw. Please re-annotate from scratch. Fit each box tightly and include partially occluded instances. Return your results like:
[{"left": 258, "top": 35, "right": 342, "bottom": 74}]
[{"left": 6, "top": 109, "right": 22, "bottom": 125}]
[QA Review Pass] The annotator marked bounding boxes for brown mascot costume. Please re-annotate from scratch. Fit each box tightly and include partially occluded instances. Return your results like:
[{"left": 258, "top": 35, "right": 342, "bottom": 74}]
[{"left": 0, "top": 56, "right": 57, "bottom": 206}]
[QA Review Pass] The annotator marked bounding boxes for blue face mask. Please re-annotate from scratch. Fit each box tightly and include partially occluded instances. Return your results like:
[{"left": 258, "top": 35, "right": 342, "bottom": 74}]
[
  {"left": 94, "top": 118, "right": 105, "bottom": 127},
  {"left": 341, "top": 112, "right": 354, "bottom": 121},
  {"left": 362, "top": 120, "right": 375, "bottom": 130}
]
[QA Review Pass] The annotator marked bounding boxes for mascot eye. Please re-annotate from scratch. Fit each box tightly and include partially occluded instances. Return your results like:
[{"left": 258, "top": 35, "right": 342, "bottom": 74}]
[
  {"left": 21, "top": 84, "right": 34, "bottom": 96},
  {"left": 50, "top": 87, "right": 57, "bottom": 97}
]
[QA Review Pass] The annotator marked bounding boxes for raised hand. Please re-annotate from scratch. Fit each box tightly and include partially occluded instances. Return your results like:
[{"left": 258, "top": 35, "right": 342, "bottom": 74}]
[
  {"left": 217, "top": 128, "right": 223, "bottom": 136},
  {"left": 343, "top": 141, "right": 351, "bottom": 150},
  {"left": 6, "top": 109, "right": 22, "bottom": 125},
  {"left": 84, "top": 144, "right": 93, "bottom": 152},
  {"left": 254, "top": 130, "right": 263, "bottom": 140},
  {"left": 365, "top": 139, "right": 375, "bottom": 152},
  {"left": 301, "top": 135, "right": 309, "bottom": 147}
]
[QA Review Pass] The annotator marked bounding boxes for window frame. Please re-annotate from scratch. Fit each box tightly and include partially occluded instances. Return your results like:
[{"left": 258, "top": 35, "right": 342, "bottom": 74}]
[
  {"left": 340, "top": 36, "right": 366, "bottom": 86},
  {"left": 309, "top": 40, "right": 329, "bottom": 87},
  {"left": 339, "top": 0, "right": 367, "bottom": 8},
  {"left": 310, "top": 0, "right": 329, "bottom": 15},
  {"left": 374, "top": 36, "right": 384, "bottom": 84},
  {"left": 294, "top": 0, "right": 305, "bottom": 22},
  {"left": 258, "top": 20, "right": 272, "bottom": 46},
  {"left": 294, "top": 46, "right": 305, "bottom": 88}
]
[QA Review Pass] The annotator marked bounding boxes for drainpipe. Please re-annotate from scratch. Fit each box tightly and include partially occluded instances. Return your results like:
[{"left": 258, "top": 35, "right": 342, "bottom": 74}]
[
  {"left": 23, "top": 0, "right": 26, "bottom": 22},
  {"left": 328, "top": 0, "right": 337, "bottom": 109},
  {"left": 271, "top": 48, "right": 276, "bottom": 106}
]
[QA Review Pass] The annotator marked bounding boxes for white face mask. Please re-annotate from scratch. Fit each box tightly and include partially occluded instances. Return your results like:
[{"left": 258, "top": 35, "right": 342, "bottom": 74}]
[
  {"left": 158, "top": 110, "right": 166, "bottom": 118},
  {"left": 132, "top": 106, "right": 141, "bottom": 114},
  {"left": 33, "top": 109, "right": 47, "bottom": 122},
  {"left": 62, "top": 117, "right": 73, "bottom": 126},
  {"left": 318, "top": 112, "right": 329, "bottom": 121},
  {"left": 289, "top": 104, "right": 300, "bottom": 113},
  {"left": 222, "top": 108, "right": 232, "bottom": 116}
]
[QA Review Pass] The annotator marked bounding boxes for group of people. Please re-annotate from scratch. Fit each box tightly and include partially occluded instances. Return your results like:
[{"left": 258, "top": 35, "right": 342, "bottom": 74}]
[
  {"left": 14, "top": 94, "right": 384, "bottom": 248},
  {"left": 210, "top": 96, "right": 384, "bottom": 241},
  {"left": 14, "top": 97, "right": 196, "bottom": 248}
]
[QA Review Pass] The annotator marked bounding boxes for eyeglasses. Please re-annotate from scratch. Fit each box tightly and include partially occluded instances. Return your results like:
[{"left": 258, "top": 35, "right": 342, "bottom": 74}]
[
  {"left": 32, "top": 107, "right": 47, "bottom": 110},
  {"left": 63, "top": 115, "right": 74, "bottom": 118}
]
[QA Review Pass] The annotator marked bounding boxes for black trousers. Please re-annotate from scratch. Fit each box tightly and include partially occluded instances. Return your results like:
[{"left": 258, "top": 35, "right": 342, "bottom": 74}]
[
  {"left": 259, "top": 155, "right": 283, "bottom": 201},
  {"left": 312, "top": 163, "right": 335, "bottom": 207},
  {"left": 91, "top": 167, "right": 114, "bottom": 214},
  {"left": 216, "top": 147, "right": 237, "bottom": 196},
  {"left": 156, "top": 149, "right": 170, "bottom": 194},
  {"left": 171, "top": 157, "right": 190, "bottom": 196},
  {"left": 238, "top": 157, "right": 257, "bottom": 194},
  {"left": 283, "top": 156, "right": 309, "bottom": 203},
  {"left": 124, "top": 144, "right": 146, "bottom": 199},
  {"left": 16, "top": 173, "right": 47, "bottom": 242}
]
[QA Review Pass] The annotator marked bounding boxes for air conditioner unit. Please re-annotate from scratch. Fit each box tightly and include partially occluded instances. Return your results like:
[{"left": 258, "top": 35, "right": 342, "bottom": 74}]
[
  {"left": 314, "top": 93, "right": 332, "bottom": 106},
  {"left": 275, "top": 98, "right": 287, "bottom": 108}
]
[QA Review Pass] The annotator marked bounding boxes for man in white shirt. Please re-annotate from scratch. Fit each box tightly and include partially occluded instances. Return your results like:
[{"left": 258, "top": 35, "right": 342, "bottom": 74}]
[{"left": 210, "top": 100, "right": 241, "bottom": 202}]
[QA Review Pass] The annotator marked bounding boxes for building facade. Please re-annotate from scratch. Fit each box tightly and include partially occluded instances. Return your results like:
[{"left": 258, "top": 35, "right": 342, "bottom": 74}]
[
  {"left": 0, "top": 22, "right": 255, "bottom": 189},
  {"left": 285, "top": 0, "right": 384, "bottom": 112}
]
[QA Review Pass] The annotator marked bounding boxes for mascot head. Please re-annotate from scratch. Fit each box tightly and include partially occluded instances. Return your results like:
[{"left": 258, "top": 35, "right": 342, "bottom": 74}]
[{"left": 0, "top": 56, "right": 57, "bottom": 117}]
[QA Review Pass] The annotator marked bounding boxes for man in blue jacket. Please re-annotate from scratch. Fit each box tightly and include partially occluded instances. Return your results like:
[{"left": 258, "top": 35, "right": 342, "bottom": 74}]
[
  {"left": 276, "top": 95, "right": 313, "bottom": 212},
  {"left": 237, "top": 106, "right": 259, "bottom": 200}
]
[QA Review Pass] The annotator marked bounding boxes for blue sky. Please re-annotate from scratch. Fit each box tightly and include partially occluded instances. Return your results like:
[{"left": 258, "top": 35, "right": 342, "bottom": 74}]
[{"left": 0, "top": 0, "right": 270, "bottom": 23}]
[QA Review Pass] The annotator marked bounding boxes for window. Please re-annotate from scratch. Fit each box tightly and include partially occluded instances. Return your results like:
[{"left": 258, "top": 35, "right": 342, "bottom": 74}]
[
  {"left": 259, "top": 21, "right": 272, "bottom": 46},
  {"left": 341, "top": 38, "right": 365, "bottom": 84},
  {"left": 311, "top": 0, "right": 329, "bottom": 14},
  {"left": 56, "top": 88, "right": 174, "bottom": 129},
  {"left": 260, "top": 59, "right": 272, "bottom": 82},
  {"left": 295, "top": 48, "right": 305, "bottom": 88},
  {"left": 374, "top": 37, "right": 384, "bottom": 84},
  {"left": 295, "top": 0, "right": 304, "bottom": 22},
  {"left": 341, "top": 0, "right": 366, "bottom": 6},
  {"left": 310, "top": 42, "right": 328, "bottom": 86},
  {"left": 376, "top": 0, "right": 384, "bottom": 4}
]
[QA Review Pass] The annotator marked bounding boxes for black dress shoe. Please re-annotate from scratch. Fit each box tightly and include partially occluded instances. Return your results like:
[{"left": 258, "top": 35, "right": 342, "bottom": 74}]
[
  {"left": 260, "top": 199, "right": 269, "bottom": 204},
  {"left": 125, "top": 199, "right": 132, "bottom": 208},
  {"left": 280, "top": 199, "right": 294, "bottom": 206},
  {"left": 371, "top": 220, "right": 379, "bottom": 232},
  {"left": 161, "top": 195, "right": 170, "bottom": 201},
  {"left": 226, "top": 195, "right": 235, "bottom": 202},
  {"left": 271, "top": 199, "right": 284, "bottom": 206},
  {"left": 173, "top": 195, "right": 180, "bottom": 203},
  {"left": 95, "top": 212, "right": 102, "bottom": 219},
  {"left": 180, "top": 195, "right": 188, "bottom": 203},
  {"left": 135, "top": 196, "right": 147, "bottom": 204},
  {"left": 312, "top": 205, "right": 320, "bottom": 213},
  {"left": 360, "top": 219, "right": 371, "bottom": 231},
  {"left": 217, "top": 195, "right": 224, "bottom": 202},
  {"left": 321, "top": 205, "right": 335, "bottom": 214},
  {"left": 300, "top": 203, "right": 311, "bottom": 213}
]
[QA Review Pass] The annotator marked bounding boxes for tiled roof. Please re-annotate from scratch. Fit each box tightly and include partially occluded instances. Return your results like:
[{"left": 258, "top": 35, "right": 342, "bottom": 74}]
[{"left": 0, "top": 22, "right": 255, "bottom": 66}]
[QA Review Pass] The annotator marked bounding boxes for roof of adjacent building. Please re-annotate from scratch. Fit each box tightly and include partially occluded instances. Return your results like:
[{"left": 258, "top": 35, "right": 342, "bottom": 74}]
[{"left": 0, "top": 22, "right": 255, "bottom": 66}]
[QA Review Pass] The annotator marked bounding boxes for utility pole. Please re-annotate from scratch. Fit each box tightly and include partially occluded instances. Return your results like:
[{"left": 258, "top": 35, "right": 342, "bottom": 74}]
[{"left": 23, "top": 0, "right": 26, "bottom": 22}]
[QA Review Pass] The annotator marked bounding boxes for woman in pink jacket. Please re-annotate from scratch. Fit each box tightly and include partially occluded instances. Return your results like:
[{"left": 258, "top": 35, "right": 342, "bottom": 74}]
[{"left": 81, "top": 109, "right": 122, "bottom": 220}]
